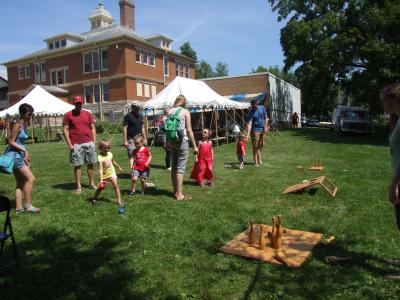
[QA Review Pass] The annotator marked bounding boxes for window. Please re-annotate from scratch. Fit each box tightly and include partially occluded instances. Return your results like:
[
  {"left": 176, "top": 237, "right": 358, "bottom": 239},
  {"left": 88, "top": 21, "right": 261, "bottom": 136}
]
[
  {"left": 175, "top": 62, "right": 179, "bottom": 76},
  {"left": 136, "top": 82, "right": 143, "bottom": 97},
  {"left": 49, "top": 67, "right": 69, "bottom": 85},
  {"left": 83, "top": 48, "right": 109, "bottom": 74},
  {"left": 55, "top": 41, "right": 60, "bottom": 48},
  {"left": 49, "top": 43, "right": 54, "bottom": 50},
  {"left": 93, "top": 84, "right": 100, "bottom": 103},
  {"left": 144, "top": 84, "right": 150, "bottom": 97},
  {"left": 102, "top": 83, "right": 109, "bottom": 102},
  {"left": 101, "top": 49, "right": 108, "bottom": 70},
  {"left": 136, "top": 48, "right": 155, "bottom": 66},
  {"left": 84, "top": 52, "right": 91, "bottom": 73},
  {"left": 163, "top": 56, "right": 169, "bottom": 76},
  {"left": 92, "top": 51, "right": 99, "bottom": 72},
  {"left": 61, "top": 39, "right": 66, "bottom": 47},
  {"left": 34, "top": 62, "right": 45, "bottom": 82},
  {"left": 151, "top": 85, "right": 157, "bottom": 97},
  {"left": 84, "top": 85, "right": 93, "bottom": 103},
  {"left": 185, "top": 65, "right": 189, "bottom": 78},
  {"left": 18, "top": 65, "right": 30, "bottom": 80}
]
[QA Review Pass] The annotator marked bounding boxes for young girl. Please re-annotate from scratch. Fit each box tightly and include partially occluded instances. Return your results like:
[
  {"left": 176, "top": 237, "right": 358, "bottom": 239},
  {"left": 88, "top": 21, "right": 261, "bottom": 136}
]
[
  {"left": 190, "top": 128, "right": 214, "bottom": 186},
  {"left": 93, "top": 140, "right": 123, "bottom": 206},
  {"left": 130, "top": 134, "right": 152, "bottom": 196},
  {"left": 237, "top": 134, "right": 247, "bottom": 169}
]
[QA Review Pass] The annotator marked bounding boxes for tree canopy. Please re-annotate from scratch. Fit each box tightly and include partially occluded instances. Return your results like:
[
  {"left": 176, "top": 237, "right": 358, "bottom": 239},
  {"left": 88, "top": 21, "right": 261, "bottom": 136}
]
[
  {"left": 180, "top": 42, "right": 197, "bottom": 60},
  {"left": 195, "top": 60, "right": 229, "bottom": 79},
  {"left": 268, "top": 0, "right": 400, "bottom": 115},
  {"left": 251, "top": 65, "right": 299, "bottom": 87}
]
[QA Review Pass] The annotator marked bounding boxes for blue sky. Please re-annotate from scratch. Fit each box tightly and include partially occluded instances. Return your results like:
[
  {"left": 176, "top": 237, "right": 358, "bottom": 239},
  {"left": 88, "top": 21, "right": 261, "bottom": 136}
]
[{"left": 0, "top": 0, "right": 286, "bottom": 76}]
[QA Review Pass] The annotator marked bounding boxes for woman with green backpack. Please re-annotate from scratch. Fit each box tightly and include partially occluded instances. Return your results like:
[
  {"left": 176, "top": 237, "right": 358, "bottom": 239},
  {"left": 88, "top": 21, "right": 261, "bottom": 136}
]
[{"left": 166, "top": 95, "right": 198, "bottom": 201}]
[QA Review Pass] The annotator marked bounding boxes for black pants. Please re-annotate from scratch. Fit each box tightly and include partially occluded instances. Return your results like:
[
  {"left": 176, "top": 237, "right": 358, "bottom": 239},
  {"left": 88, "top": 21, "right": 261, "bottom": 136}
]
[
  {"left": 165, "top": 148, "right": 171, "bottom": 168},
  {"left": 395, "top": 203, "right": 400, "bottom": 230}
]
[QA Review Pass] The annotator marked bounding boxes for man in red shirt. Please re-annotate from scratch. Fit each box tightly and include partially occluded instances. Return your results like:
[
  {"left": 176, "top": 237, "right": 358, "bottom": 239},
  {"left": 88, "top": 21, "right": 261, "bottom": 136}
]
[{"left": 63, "top": 96, "right": 97, "bottom": 194}]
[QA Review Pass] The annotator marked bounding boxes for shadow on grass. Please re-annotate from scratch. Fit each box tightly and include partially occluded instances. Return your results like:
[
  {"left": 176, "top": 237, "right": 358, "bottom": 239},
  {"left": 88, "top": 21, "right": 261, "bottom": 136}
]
[
  {"left": 0, "top": 229, "right": 145, "bottom": 299},
  {"left": 52, "top": 182, "right": 94, "bottom": 191},
  {"left": 290, "top": 128, "right": 388, "bottom": 147}
]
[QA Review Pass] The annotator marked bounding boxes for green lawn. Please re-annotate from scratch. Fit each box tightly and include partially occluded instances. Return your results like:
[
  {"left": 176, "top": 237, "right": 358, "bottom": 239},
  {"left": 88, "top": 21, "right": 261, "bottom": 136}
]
[{"left": 0, "top": 128, "right": 399, "bottom": 299}]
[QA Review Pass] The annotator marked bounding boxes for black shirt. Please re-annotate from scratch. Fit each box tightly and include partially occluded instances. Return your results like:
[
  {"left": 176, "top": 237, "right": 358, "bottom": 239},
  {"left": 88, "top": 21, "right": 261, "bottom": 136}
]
[{"left": 123, "top": 112, "right": 143, "bottom": 139}]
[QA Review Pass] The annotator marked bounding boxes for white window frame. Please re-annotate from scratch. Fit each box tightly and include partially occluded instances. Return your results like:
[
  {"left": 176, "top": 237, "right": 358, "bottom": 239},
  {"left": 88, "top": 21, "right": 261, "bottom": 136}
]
[
  {"left": 34, "top": 62, "right": 45, "bottom": 83},
  {"left": 136, "top": 82, "right": 143, "bottom": 97},
  {"left": 151, "top": 85, "right": 157, "bottom": 97},
  {"left": 144, "top": 84, "right": 150, "bottom": 97},
  {"left": 163, "top": 56, "right": 169, "bottom": 76},
  {"left": 135, "top": 47, "right": 156, "bottom": 67},
  {"left": 49, "top": 66, "right": 69, "bottom": 85}
]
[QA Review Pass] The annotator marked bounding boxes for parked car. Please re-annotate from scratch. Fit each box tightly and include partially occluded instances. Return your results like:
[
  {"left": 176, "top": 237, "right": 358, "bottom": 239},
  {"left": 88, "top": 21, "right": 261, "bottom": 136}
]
[
  {"left": 301, "top": 115, "right": 307, "bottom": 127},
  {"left": 306, "top": 117, "right": 320, "bottom": 127},
  {"left": 332, "top": 106, "right": 373, "bottom": 135}
]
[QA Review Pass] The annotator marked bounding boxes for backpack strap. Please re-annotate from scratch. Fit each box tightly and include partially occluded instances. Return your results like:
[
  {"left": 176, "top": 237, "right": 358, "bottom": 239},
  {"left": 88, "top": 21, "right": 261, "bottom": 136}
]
[{"left": 172, "top": 107, "right": 183, "bottom": 118}]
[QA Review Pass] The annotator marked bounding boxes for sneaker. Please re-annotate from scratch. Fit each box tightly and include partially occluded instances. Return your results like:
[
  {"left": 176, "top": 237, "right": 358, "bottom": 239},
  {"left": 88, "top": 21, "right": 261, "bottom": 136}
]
[
  {"left": 167, "top": 167, "right": 171, "bottom": 171},
  {"left": 129, "top": 192, "right": 135, "bottom": 197},
  {"left": 91, "top": 199, "right": 97, "bottom": 205}
]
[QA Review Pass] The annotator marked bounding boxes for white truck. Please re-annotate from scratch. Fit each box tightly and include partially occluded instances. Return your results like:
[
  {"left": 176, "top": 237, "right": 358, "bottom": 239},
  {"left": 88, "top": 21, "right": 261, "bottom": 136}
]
[{"left": 332, "top": 106, "right": 373, "bottom": 136}]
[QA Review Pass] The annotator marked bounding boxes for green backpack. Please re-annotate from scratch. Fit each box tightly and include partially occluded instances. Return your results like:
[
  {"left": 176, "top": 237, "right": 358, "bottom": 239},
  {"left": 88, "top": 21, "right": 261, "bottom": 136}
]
[{"left": 164, "top": 108, "right": 183, "bottom": 142}]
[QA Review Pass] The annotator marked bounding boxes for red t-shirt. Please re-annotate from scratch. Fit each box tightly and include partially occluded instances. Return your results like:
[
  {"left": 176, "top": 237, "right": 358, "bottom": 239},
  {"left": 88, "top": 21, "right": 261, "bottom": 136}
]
[
  {"left": 236, "top": 140, "right": 247, "bottom": 156},
  {"left": 132, "top": 147, "right": 150, "bottom": 171},
  {"left": 63, "top": 110, "right": 94, "bottom": 145}
]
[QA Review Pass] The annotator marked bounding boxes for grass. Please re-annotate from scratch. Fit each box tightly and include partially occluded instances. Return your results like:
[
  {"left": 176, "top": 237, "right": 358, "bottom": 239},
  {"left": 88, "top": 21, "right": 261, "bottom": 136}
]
[{"left": 0, "top": 128, "right": 399, "bottom": 299}]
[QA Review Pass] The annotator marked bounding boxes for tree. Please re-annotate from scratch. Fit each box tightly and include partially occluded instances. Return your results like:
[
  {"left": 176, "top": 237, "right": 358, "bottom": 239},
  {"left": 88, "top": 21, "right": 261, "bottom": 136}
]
[
  {"left": 180, "top": 42, "right": 197, "bottom": 60},
  {"left": 250, "top": 65, "right": 299, "bottom": 87},
  {"left": 267, "top": 0, "right": 400, "bottom": 115},
  {"left": 195, "top": 60, "right": 214, "bottom": 79},
  {"left": 215, "top": 62, "right": 229, "bottom": 77}
]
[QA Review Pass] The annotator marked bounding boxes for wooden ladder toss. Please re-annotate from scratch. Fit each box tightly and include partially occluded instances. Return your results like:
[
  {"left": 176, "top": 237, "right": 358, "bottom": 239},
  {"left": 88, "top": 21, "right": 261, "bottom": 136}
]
[{"left": 283, "top": 176, "right": 338, "bottom": 197}]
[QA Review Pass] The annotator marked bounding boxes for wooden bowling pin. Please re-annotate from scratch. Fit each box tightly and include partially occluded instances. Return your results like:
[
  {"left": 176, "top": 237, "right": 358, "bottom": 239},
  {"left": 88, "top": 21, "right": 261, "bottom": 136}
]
[
  {"left": 249, "top": 221, "right": 256, "bottom": 246},
  {"left": 275, "top": 215, "right": 284, "bottom": 249},
  {"left": 271, "top": 216, "right": 277, "bottom": 248},
  {"left": 258, "top": 225, "right": 266, "bottom": 250}
]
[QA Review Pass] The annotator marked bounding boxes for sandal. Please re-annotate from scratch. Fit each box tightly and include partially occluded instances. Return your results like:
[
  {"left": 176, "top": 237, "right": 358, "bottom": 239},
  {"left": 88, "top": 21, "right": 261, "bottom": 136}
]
[
  {"left": 176, "top": 195, "right": 192, "bottom": 201},
  {"left": 15, "top": 208, "right": 25, "bottom": 215},
  {"left": 26, "top": 206, "right": 41, "bottom": 214}
]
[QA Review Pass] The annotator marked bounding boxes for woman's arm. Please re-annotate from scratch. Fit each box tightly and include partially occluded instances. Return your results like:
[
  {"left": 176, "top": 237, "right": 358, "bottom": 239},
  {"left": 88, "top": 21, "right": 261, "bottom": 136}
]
[{"left": 185, "top": 110, "right": 198, "bottom": 153}]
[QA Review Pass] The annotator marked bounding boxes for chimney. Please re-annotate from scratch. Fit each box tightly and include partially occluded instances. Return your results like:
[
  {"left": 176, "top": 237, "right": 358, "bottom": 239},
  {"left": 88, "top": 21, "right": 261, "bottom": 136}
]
[{"left": 119, "top": 0, "right": 135, "bottom": 30}]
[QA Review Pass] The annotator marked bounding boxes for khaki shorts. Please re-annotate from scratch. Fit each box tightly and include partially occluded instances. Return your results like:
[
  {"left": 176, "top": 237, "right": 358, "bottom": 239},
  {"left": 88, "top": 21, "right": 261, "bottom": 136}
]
[
  {"left": 70, "top": 141, "right": 97, "bottom": 167},
  {"left": 251, "top": 131, "right": 264, "bottom": 150},
  {"left": 170, "top": 139, "right": 189, "bottom": 174}
]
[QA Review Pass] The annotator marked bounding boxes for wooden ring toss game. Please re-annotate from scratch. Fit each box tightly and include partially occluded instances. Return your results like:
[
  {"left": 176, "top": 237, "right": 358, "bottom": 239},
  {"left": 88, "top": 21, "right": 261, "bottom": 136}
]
[{"left": 283, "top": 176, "right": 338, "bottom": 197}]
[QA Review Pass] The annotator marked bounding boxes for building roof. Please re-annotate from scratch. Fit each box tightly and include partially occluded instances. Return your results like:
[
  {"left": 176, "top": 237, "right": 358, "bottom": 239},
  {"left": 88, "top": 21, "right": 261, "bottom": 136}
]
[
  {"left": 143, "top": 34, "right": 173, "bottom": 43},
  {"left": 44, "top": 33, "right": 85, "bottom": 43},
  {"left": 25, "top": 84, "right": 69, "bottom": 95},
  {"left": 89, "top": 3, "right": 113, "bottom": 21},
  {"left": 0, "top": 70, "right": 8, "bottom": 82},
  {"left": 2, "top": 25, "right": 195, "bottom": 66}
]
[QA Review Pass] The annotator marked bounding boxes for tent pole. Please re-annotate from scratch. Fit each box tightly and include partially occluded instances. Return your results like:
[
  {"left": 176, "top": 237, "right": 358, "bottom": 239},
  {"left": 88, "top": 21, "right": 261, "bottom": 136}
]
[
  {"left": 201, "top": 109, "right": 204, "bottom": 130},
  {"left": 215, "top": 109, "right": 219, "bottom": 147},
  {"left": 144, "top": 109, "right": 149, "bottom": 143},
  {"left": 225, "top": 109, "right": 228, "bottom": 144}
]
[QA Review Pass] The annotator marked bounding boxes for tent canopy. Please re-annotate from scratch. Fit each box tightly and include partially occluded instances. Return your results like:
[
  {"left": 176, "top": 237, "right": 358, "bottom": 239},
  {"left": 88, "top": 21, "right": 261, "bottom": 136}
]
[
  {"left": 140, "top": 77, "right": 249, "bottom": 110},
  {"left": 0, "top": 85, "right": 82, "bottom": 117}
]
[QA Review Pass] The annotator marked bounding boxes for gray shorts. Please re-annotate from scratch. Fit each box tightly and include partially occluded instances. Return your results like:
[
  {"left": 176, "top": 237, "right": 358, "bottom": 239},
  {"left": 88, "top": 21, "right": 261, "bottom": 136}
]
[
  {"left": 127, "top": 138, "right": 136, "bottom": 158},
  {"left": 70, "top": 142, "right": 97, "bottom": 167},
  {"left": 170, "top": 139, "right": 189, "bottom": 174}
]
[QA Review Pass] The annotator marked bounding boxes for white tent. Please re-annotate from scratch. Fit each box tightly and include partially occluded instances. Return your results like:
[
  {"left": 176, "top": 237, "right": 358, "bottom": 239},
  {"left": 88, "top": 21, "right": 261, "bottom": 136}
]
[
  {"left": 141, "top": 77, "right": 249, "bottom": 109},
  {"left": 0, "top": 85, "right": 79, "bottom": 117}
]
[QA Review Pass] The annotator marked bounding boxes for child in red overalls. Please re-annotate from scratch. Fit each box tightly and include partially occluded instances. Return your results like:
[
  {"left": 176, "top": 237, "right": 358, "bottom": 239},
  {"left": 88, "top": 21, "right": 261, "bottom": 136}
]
[{"left": 191, "top": 128, "right": 213, "bottom": 187}]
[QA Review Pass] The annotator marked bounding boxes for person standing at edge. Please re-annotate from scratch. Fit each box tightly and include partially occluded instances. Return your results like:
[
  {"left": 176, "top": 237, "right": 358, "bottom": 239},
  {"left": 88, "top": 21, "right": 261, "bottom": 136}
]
[
  {"left": 380, "top": 83, "right": 400, "bottom": 280},
  {"left": 123, "top": 103, "right": 147, "bottom": 168},
  {"left": 168, "top": 95, "right": 198, "bottom": 200},
  {"left": 63, "top": 96, "right": 97, "bottom": 194},
  {"left": 246, "top": 99, "right": 269, "bottom": 166}
]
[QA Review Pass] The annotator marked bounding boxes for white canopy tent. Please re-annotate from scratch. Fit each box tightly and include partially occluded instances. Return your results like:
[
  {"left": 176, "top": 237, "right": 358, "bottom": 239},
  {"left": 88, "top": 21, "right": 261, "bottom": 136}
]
[
  {"left": 140, "top": 77, "right": 249, "bottom": 109},
  {"left": 0, "top": 85, "right": 80, "bottom": 117}
]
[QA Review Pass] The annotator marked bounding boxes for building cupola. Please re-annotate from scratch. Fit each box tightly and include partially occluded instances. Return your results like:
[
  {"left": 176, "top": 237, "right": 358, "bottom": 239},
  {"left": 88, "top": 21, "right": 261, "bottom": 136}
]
[
  {"left": 89, "top": 1, "right": 114, "bottom": 30},
  {"left": 119, "top": 0, "right": 135, "bottom": 31}
]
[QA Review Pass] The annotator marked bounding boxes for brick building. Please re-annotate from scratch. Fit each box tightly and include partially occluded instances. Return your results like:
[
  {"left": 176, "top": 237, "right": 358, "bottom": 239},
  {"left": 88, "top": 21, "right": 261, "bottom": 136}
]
[
  {"left": 0, "top": 71, "right": 8, "bottom": 110},
  {"left": 2, "top": 1, "right": 196, "bottom": 117}
]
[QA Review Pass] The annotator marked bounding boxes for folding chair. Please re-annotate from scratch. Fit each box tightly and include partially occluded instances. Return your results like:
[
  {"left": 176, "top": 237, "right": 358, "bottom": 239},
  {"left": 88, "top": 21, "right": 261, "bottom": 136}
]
[{"left": 0, "top": 195, "right": 19, "bottom": 267}]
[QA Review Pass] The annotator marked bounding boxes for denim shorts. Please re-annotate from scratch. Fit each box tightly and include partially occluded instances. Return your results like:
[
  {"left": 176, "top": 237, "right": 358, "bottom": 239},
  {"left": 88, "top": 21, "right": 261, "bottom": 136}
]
[
  {"left": 237, "top": 155, "right": 245, "bottom": 163},
  {"left": 131, "top": 169, "right": 149, "bottom": 179},
  {"left": 14, "top": 156, "right": 27, "bottom": 169},
  {"left": 69, "top": 141, "right": 97, "bottom": 167}
]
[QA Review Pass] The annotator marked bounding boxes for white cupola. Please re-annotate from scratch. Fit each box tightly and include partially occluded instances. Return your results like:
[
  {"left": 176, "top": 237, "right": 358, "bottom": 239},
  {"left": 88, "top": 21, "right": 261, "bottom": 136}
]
[{"left": 89, "top": 1, "right": 114, "bottom": 30}]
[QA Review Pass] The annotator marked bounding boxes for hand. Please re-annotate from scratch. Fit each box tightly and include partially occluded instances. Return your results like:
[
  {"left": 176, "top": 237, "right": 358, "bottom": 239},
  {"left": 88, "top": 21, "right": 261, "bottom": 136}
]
[
  {"left": 144, "top": 139, "right": 148, "bottom": 146},
  {"left": 144, "top": 162, "right": 149, "bottom": 168},
  {"left": 193, "top": 146, "right": 199, "bottom": 154},
  {"left": 118, "top": 167, "right": 124, "bottom": 173},
  {"left": 389, "top": 183, "right": 399, "bottom": 205},
  {"left": 24, "top": 151, "right": 31, "bottom": 163},
  {"left": 123, "top": 141, "right": 128, "bottom": 148}
]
